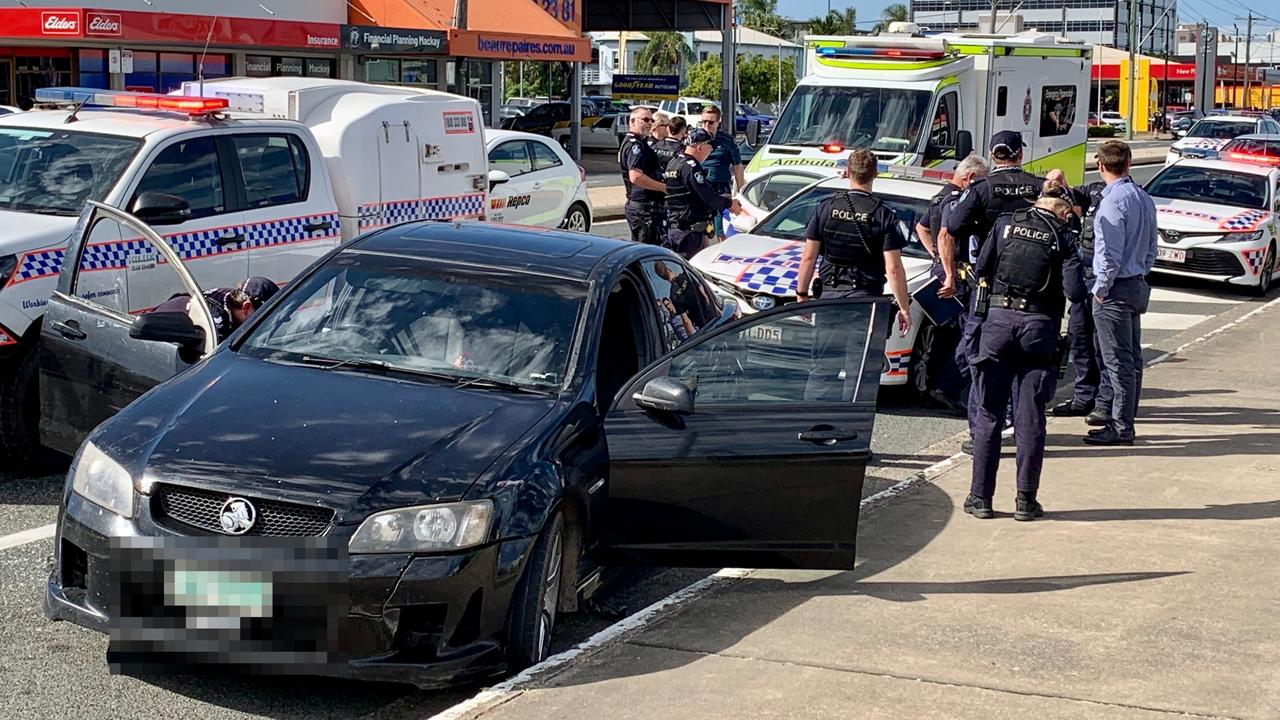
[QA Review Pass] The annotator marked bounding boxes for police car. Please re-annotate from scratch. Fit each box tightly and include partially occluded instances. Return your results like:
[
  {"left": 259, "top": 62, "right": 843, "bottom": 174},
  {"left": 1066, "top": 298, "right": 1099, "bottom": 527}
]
[
  {"left": 1145, "top": 157, "right": 1279, "bottom": 295},
  {"left": 0, "top": 79, "right": 492, "bottom": 465},
  {"left": 689, "top": 172, "right": 947, "bottom": 390},
  {"left": 485, "top": 130, "right": 593, "bottom": 231},
  {"left": 1165, "top": 114, "right": 1280, "bottom": 164}
]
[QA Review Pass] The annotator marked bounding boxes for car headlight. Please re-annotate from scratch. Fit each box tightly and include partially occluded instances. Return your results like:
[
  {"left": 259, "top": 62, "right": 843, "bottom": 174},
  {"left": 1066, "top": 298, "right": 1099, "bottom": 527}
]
[
  {"left": 348, "top": 500, "right": 493, "bottom": 553},
  {"left": 1217, "top": 230, "right": 1265, "bottom": 243},
  {"left": 71, "top": 442, "right": 134, "bottom": 517}
]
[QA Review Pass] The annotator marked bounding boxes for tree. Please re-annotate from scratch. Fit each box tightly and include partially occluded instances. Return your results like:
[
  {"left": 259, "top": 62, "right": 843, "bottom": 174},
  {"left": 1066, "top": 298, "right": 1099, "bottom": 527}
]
[
  {"left": 635, "top": 31, "right": 694, "bottom": 77},
  {"left": 738, "top": 53, "right": 798, "bottom": 107},
  {"left": 808, "top": 8, "right": 858, "bottom": 35},
  {"left": 874, "top": 3, "right": 910, "bottom": 33},
  {"left": 682, "top": 56, "right": 723, "bottom": 101},
  {"left": 502, "top": 61, "right": 568, "bottom": 102},
  {"left": 741, "top": 0, "right": 783, "bottom": 32}
]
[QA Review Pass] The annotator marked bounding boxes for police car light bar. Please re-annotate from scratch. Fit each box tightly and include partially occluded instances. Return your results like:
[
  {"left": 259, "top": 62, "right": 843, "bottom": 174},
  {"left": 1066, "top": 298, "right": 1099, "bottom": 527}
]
[
  {"left": 816, "top": 46, "right": 947, "bottom": 60},
  {"left": 34, "top": 87, "right": 229, "bottom": 115},
  {"left": 875, "top": 162, "right": 953, "bottom": 182}
]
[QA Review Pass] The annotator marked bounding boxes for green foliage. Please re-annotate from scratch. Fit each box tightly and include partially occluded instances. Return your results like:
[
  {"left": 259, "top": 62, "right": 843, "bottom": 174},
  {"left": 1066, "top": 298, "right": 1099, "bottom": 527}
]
[
  {"left": 741, "top": 0, "right": 784, "bottom": 33},
  {"left": 808, "top": 8, "right": 858, "bottom": 35},
  {"left": 635, "top": 32, "right": 694, "bottom": 76},
  {"left": 874, "top": 3, "right": 910, "bottom": 33},
  {"left": 682, "top": 56, "right": 723, "bottom": 101},
  {"left": 738, "top": 54, "right": 798, "bottom": 106},
  {"left": 502, "top": 61, "right": 567, "bottom": 103}
]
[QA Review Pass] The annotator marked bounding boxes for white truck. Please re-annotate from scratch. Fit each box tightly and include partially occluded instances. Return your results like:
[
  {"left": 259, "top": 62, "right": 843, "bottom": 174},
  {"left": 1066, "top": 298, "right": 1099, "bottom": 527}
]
[
  {"left": 0, "top": 78, "right": 492, "bottom": 465},
  {"left": 746, "top": 28, "right": 1093, "bottom": 185}
]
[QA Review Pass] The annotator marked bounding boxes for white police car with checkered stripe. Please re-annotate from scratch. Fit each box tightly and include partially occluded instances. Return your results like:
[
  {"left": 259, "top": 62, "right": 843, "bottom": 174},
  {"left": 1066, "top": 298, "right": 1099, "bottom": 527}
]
[
  {"left": 689, "top": 174, "right": 942, "bottom": 390},
  {"left": 1146, "top": 157, "right": 1280, "bottom": 296},
  {"left": 1165, "top": 114, "right": 1280, "bottom": 165},
  {"left": 0, "top": 78, "right": 492, "bottom": 466}
]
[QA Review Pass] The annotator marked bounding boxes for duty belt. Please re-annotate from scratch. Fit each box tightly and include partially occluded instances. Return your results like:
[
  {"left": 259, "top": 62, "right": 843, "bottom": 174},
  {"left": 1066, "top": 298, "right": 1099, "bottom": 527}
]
[{"left": 991, "top": 293, "right": 1051, "bottom": 315}]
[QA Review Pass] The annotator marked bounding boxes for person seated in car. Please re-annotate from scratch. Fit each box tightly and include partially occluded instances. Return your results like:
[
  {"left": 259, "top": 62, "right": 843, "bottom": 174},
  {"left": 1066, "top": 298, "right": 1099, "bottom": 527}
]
[{"left": 151, "top": 277, "right": 280, "bottom": 343}]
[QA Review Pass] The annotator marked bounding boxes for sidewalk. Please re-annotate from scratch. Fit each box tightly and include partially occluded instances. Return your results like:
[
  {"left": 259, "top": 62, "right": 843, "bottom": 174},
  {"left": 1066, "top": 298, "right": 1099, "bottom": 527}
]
[
  {"left": 589, "top": 143, "right": 1171, "bottom": 221},
  {"left": 455, "top": 299, "right": 1280, "bottom": 719}
]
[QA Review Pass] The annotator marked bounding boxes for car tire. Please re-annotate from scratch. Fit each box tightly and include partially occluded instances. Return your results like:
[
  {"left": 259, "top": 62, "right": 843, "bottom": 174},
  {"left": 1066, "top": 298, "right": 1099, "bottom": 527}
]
[
  {"left": 1251, "top": 242, "right": 1276, "bottom": 297},
  {"left": 506, "top": 510, "right": 565, "bottom": 671},
  {"left": 558, "top": 135, "right": 571, "bottom": 151},
  {"left": 0, "top": 340, "right": 57, "bottom": 473},
  {"left": 562, "top": 203, "right": 591, "bottom": 233},
  {"left": 907, "top": 322, "right": 937, "bottom": 397}
]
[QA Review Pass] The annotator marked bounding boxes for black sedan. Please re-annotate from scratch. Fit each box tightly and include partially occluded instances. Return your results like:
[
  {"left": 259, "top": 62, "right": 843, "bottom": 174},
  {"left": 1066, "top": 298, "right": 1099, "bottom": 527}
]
[{"left": 43, "top": 203, "right": 889, "bottom": 687}]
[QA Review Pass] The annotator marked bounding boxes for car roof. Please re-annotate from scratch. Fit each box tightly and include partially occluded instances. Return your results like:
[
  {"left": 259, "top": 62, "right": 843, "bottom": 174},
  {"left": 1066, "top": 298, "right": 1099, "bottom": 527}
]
[
  {"left": 812, "top": 176, "right": 948, "bottom": 200},
  {"left": 1227, "top": 133, "right": 1280, "bottom": 142},
  {"left": 0, "top": 107, "right": 226, "bottom": 138},
  {"left": 1196, "top": 115, "right": 1261, "bottom": 123},
  {"left": 351, "top": 221, "right": 644, "bottom": 281},
  {"left": 1171, "top": 158, "right": 1278, "bottom": 176},
  {"left": 486, "top": 128, "right": 559, "bottom": 146}
]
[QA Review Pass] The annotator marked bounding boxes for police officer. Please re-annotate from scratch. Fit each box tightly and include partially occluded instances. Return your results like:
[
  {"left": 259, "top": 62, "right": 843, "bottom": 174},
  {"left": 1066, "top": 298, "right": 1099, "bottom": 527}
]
[
  {"left": 652, "top": 116, "right": 687, "bottom": 167},
  {"left": 795, "top": 149, "right": 912, "bottom": 401},
  {"left": 965, "top": 195, "right": 1075, "bottom": 521},
  {"left": 1047, "top": 179, "right": 1107, "bottom": 418},
  {"left": 663, "top": 128, "right": 741, "bottom": 259},
  {"left": 619, "top": 107, "right": 666, "bottom": 245}
]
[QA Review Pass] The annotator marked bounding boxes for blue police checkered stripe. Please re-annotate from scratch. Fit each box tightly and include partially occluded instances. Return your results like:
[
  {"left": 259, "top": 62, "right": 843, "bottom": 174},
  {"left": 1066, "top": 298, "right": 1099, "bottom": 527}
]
[
  {"left": 14, "top": 249, "right": 66, "bottom": 281},
  {"left": 359, "top": 194, "right": 485, "bottom": 230},
  {"left": 713, "top": 245, "right": 804, "bottom": 296},
  {"left": 886, "top": 354, "right": 910, "bottom": 372},
  {"left": 1219, "top": 210, "right": 1269, "bottom": 231}
]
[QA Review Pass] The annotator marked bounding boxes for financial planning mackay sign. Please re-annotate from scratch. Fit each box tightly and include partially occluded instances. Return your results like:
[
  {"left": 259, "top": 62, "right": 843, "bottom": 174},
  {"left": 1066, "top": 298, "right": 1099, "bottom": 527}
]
[
  {"left": 611, "top": 74, "right": 680, "bottom": 100},
  {"left": 343, "top": 24, "right": 447, "bottom": 54}
]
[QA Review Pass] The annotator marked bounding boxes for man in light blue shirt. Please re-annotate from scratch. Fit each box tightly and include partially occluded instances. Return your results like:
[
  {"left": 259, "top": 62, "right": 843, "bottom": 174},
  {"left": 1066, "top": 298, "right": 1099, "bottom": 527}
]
[{"left": 1085, "top": 141, "right": 1158, "bottom": 445}]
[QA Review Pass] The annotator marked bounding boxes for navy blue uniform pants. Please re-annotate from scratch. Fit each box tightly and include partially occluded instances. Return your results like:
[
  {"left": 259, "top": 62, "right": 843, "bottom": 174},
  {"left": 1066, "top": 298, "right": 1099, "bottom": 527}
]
[
  {"left": 1092, "top": 276, "right": 1150, "bottom": 435},
  {"left": 925, "top": 262, "right": 970, "bottom": 404},
  {"left": 665, "top": 226, "right": 710, "bottom": 260},
  {"left": 804, "top": 288, "right": 880, "bottom": 402},
  {"left": 1067, "top": 298, "right": 1100, "bottom": 406},
  {"left": 625, "top": 200, "right": 663, "bottom": 245},
  {"left": 969, "top": 308, "right": 1059, "bottom": 499}
]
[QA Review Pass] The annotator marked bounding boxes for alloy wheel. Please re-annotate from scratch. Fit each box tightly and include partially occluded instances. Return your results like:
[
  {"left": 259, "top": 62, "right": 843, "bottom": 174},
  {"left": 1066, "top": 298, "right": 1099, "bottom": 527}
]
[{"left": 535, "top": 524, "right": 564, "bottom": 661}]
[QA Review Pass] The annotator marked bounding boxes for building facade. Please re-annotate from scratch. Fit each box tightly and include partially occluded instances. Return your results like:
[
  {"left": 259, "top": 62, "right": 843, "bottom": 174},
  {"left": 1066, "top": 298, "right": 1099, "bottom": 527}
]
[{"left": 909, "top": 1, "right": 1176, "bottom": 54}]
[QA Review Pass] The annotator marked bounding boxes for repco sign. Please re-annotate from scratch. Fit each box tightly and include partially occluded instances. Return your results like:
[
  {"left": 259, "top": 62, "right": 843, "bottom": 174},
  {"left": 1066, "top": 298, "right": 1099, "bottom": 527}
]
[
  {"left": 86, "top": 13, "right": 123, "bottom": 37},
  {"left": 41, "top": 12, "right": 81, "bottom": 36}
]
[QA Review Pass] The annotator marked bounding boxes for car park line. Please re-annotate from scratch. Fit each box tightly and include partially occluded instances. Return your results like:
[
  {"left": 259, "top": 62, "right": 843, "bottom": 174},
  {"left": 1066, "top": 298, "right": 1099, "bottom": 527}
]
[
  {"left": 0, "top": 522, "right": 54, "bottom": 552},
  {"left": 1141, "top": 311, "right": 1214, "bottom": 332}
]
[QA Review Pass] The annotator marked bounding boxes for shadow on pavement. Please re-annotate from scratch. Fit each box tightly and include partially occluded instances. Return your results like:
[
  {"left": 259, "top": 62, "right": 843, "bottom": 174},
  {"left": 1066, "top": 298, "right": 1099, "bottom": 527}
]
[
  {"left": 1045, "top": 429, "right": 1280, "bottom": 457},
  {"left": 1044, "top": 499, "right": 1280, "bottom": 523}
]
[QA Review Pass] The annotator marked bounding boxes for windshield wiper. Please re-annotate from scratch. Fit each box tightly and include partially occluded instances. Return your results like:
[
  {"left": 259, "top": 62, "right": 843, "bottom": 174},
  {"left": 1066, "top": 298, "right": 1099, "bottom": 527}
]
[
  {"left": 297, "top": 355, "right": 459, "bottom": 381},
  {"left": 453, "top": 376, "right": 551, "bottom": 395}
]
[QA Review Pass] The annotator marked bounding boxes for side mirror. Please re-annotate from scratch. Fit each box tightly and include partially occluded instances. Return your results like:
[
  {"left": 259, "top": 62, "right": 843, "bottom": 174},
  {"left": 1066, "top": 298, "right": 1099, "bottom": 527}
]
[
  {"left": 130, "top": 192, "right": 191, "bottom": 226},
  {"left": 488, "top": 169, "right": 511, "bottom": 190},
  {"left": 130, "top": 312, "right": 205, "bottom": 355},
  {"left": 633, "top": 377, "right": 695, "bottom": 415},
  {"left": 955, "top": 130, "right": 974, "bottom": 162},
  {"left": 730, "top": 212, "right": 756, "bottom": 234},
  {"left": 746, "top": 119, "right": 761, "bottom": 147}
]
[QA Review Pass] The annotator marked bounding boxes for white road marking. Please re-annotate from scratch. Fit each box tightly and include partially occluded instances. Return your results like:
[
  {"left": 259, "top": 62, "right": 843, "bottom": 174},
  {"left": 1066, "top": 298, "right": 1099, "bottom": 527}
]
[
  {"left": 594, "top": 219, "right": 627, "bottom": 226},
  {"left": 1148, "top": 286, "right": 1240, "bottom": 305},
  {"left": 0, "top": 523, "right": 55, "bottom": 552},
  {"left": 1141, "top": 311, "right": 1213, "bottom": 331},
  {"left": 1148, "top": 292, "right": 1280, "bottom": 367}
]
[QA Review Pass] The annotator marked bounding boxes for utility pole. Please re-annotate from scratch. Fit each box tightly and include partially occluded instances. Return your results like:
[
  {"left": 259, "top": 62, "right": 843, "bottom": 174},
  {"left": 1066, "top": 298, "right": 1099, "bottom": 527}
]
[
  {"left": 1062, "top": 0, "right": 1067, "bottom": 37},
  {"left": 1162, "top": 4, "right": 1171, "bottom": 136},
  {"left": 1244, "top": 12, "right": 1254, "bottom": 109},
  {"left": 1126, "top": 0, "right": 1138, "bottom": 139},
  {"left": 1234, "top": 24, "right": 1240, "bottom": 107}
]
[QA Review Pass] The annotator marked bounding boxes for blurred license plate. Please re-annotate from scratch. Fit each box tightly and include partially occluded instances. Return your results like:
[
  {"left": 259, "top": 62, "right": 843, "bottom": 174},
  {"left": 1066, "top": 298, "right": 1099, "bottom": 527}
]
[
  {"left": 743, "top": 325, "right": 783, "bottom": 344},
  {"left": 168, "top": 569, "right": 272, "bottom": 617},
  {"left": 1157, "top": 247, "right": 1186, "bottom": 263}
]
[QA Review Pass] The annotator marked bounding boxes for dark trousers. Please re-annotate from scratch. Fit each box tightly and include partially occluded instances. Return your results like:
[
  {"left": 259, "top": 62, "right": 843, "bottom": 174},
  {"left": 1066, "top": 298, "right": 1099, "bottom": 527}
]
[
  {"left": 970, "top": 308, "right": 1059, "bottom": 498},
  {"left": 624, "top": 200, "right": 663, "bottom": 245},
  {"left": 804, "top": 288, "right": 879, "bottom": 402},
  {"left": 665, "top": 225, "right": 710, "bottom": 260},
  {"left": 1092, "top": 276, "right": 1150, "bottom": 436},
  {"left": 927, "top": 262, "right": 971, "bottom": 404},
  {"left": 1067, "top": 298, "right": 1100, "bottom": 406}
]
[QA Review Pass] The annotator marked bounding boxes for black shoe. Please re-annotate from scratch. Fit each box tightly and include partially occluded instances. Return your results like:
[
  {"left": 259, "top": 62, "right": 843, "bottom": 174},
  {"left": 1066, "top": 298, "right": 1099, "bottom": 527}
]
[
  {"left": 1015, "top": 492, "right": 1045, "bottom": 521},
  {"left": 1085, "top": 410, "right": 1111, "bottom": 427},
  {"left": 1052, "top": 400, "right": 1094, "bottom": 417},
  {"left": 1082, "top": 427, "right": 1134, "bottom": 446},
  {"left": 961, "top": 438, "right": 973, "bottom": 455},
  {"left": 964, "top": 494, "right": 994, "bottom": 519}
]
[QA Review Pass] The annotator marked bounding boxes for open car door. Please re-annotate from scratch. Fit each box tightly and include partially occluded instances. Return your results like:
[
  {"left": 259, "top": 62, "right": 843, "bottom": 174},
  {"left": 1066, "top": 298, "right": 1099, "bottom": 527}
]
[
  {"left": 602, "top": 297, "right": 889, "bottom": 570},
  {"left": 40, "top": 201, "right": 216, "bottom": 456}
]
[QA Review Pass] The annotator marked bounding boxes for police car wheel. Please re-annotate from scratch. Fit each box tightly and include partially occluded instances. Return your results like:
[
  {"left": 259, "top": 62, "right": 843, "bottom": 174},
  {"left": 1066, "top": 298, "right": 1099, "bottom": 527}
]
[
  {"left": 506, "top": 510, "right": 566, "bottom": 670},
  {"left": 0, "top": 340, "right": 60, "bottom": 473},
  {"left": 562, "top": 203, "right": 590, "bottom": 232},
  {"left": 558, "top": 135, "right": 572, "bottom": 151},
  {"left": 1250, "top": 243, "right": 1275, "bottom": 297}
]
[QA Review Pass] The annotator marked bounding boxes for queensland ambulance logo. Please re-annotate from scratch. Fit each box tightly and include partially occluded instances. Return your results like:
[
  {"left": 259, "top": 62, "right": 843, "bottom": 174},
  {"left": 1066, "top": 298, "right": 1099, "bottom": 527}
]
[{"left": 443, "top": 111, "right": 476, "bottom": 135}]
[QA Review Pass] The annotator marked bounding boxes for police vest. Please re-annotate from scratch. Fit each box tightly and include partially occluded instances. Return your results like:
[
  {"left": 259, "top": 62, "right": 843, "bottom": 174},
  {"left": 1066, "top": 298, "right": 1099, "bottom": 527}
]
[
  {"left": 618, "top": 134, "right": 658, "bottom": 199},
  {"left": 996, "top": 208, "right": 1064, "bottom": 307},
  {"left": 1078, "top": 183, "right": 1106, "bottom": 266},
  {"left": 664, "top": 155, "right": 701, "bottom": 228},
  {"left": 984, "top": 170, "right": 1041, "bottom": 227},
  {"left": 653, "top": 137, "right": 682, "bottom": 167},
  {"left": 820, "top": 191, "right": 882, "bottom": 268}
]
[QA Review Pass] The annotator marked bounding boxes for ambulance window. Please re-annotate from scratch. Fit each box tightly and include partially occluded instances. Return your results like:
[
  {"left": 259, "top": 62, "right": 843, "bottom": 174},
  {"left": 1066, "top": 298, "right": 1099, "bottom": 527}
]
[
  {"left": 133, "top": 137, "right": 225, "bottom": 221},
  {"left": 996, "top": 87, "right": 1008, "bottom": 117},
  {"left": 490, "top": 141, "right": 534, "bottom": 177},
  {"left": 231, "top": 134, "right": 309, "bottom": 209},
  {"left": 1040, "top": 86, "right": 1076, "bottom": 137},
  {"left": 926, "top": 92, "right": 958, "bottom": 161},
  {"left": 531, "top": 141, "right": 563, "bottom": 171}
]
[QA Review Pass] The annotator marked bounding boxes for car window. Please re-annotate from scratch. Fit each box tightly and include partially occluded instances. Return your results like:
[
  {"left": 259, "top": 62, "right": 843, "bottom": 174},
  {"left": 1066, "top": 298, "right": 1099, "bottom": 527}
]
[
  {"left": 231, "top": 134, "right": 308, "bottom": 209},
  {"left": 1187, "top": 121, "right": 1256, "bottom": 139},
  {"left": 490, "top": 141, "right": 534, "bottom": 177},
  {"left": 1040, "top": 85, "right": 1076, "bottom": 138},
  {"left": 636, "top": 259, "right": 718, "bottom": 352},
  {"left": 743, "top": 172, "right": 822, "bottom": 211},
  {"left": 1221, "top": 137, "right": 1280, "bottom": 161},
  {"left": 72, "top": 215, "right": 130, "bottom": 316},
  {"left": 1146, "top": 165, "right": 1269, "bottom": 210},
  {"left": 531, "top": 141, "right": 563, "bottom": 171},
  {"left": 0, "top": 127, "right": 140, "bottom": 217},
  {"left": 526, "top": 104, "right": 551, "bottom": 119},
  {"left": 133, "top": 137, "right": 225, "bottom": 220},
  {"left": 927, "top": 91, "right": 958, "bottom": 160}
]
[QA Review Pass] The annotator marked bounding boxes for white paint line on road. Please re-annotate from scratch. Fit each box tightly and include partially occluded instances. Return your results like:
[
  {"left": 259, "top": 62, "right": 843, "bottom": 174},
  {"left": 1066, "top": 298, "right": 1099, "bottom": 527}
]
[
  {"left": 1149, "top": 286, "right": 1240, "bottom": 305},
  {"left": 1141, "top": 311, "right": 1212, "bottom": 332},
  {"left": 0, "top": 523, "right": 55, "bottom": 552},
  {"left": 594, "top": 219, "right": 627, "bottom": 226}
]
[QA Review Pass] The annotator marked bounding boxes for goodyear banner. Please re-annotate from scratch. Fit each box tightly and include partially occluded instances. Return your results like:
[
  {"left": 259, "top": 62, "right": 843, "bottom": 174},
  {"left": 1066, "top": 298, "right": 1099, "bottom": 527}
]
[{"left": 612, "top": 74, "right": 679, "bottom": 100}]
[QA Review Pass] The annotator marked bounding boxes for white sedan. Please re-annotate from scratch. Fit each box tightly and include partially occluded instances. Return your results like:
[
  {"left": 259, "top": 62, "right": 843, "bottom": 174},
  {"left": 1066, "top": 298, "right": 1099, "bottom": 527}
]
[
  {"left": 690, "top": 174, "right": 952, "bottom": 391},
  {"left": 1146, "top": 158, "right": 1279, "bottom": 295},
  {"left": 1166, "top": 115, "right": 1280, "bottom": 164},
  {"left": 486, "top": 129, "right": 593, "bottom": 231}
]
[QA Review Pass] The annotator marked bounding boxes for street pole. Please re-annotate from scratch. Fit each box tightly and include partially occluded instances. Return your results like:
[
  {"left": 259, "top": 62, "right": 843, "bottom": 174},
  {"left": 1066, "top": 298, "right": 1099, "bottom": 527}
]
[
  {"left": 1098, "top": 8, "right": 1105, "bottom": 114},
  {"left": 1062, "top": 0, "right": 1067, "bottom": 38},
  {"left": 1234, "top": 25, "right": 1240, "bottom": 107},
  {"left": 1244, "top": 12, "right": 1254, "bottom": 109},
  {"left": 1163, "top": 5, "right": 1171, "bottom": 135},
  {"left": 1126, "top": 0, "right": 1138, "bottom": 139}
]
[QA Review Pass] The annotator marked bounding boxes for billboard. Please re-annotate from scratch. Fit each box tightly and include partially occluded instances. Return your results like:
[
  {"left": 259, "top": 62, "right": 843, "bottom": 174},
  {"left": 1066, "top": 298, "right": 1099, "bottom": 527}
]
[{"left": 612, "top": 74, "right": 680, "bottom": 100}]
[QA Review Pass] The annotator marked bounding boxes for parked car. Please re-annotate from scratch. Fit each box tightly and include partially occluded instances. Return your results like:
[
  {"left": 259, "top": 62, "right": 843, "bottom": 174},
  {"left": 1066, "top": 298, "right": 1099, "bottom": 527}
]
[
  {"left": 1088, "top": 112, "right": 1102, "bottom": 127},
  {"left": 1166, "top": 114, "right": 1280, "bottom": 164},
  {"left": 44, "top": 209, "right": 889, "bottom": 687},
  {"left": 551, "top": 115, "right": 622, "bottom": 153},
  {"left": 1099, "top": 111, "right": 1128, "bottom": 131},
  {"left": 485, "top": 129, "right": 592, "bottom": 231},
  {"left": 1217, "top": 133, "right": 1280, "bottom": 165},
  {"left": 734, "top": 103, "right": 775, "bottom": 134},
  {"left": 1171, "top": 109, "right": 1205, "bottom": 137},
  {"left": 658, "top": 96, "right": 718, "bottom": 127},
  {"left": 501, "top": 101, "right": 610, "bottom": 136}
]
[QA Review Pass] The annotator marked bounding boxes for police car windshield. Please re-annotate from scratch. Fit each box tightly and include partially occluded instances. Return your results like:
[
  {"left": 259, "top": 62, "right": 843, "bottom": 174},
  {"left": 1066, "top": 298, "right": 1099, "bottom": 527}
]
[
  {"left": 756, "top": 186, "right": 933, "bottom": 259},
  {"left": 1145, "top": 165, "right": 1269, "bottom": 210},
  {"left": 0, "top": 127, "right": 140, "bottom": 216},
  {"left": 239, "top": 252, "right": 586, "bottom": 392},
  {"left": 770, "top": 86, "right": 931, "bottom": 153},
  {"left": 1186, "top": 120, "right": 1256, "bottom": 140}
]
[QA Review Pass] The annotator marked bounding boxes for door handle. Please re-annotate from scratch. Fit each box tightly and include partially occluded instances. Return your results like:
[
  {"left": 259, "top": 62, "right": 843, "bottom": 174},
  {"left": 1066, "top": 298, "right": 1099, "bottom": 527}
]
[
  {"left": 52, "top": 320, "right": 87, "bottom": 340},
  {"left": 531, "top": 181, "right": 544, "bottom": 189},
  {"left": 216, "top": 232, "right": 245, "bottom": 247},
  {"left": 797, "top": 426, "right": 859, "bottom": 445},
  {"left": 303, "top": 220, "right": 333, "bottom": 233}
]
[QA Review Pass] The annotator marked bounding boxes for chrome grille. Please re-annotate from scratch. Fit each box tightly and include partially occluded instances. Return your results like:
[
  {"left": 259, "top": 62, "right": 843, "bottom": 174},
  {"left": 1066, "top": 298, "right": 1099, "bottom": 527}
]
[{"left": 152, "top": 483, "right": 334, "bottom": 537}]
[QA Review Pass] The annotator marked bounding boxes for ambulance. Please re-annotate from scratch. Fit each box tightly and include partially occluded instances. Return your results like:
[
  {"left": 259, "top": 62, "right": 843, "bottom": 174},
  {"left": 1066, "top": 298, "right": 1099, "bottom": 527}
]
[
  {"left": 745, "top": 26, "right": 1093, "bottom": 185},
  {"left": 0, "top": 78, "right": 491, "bottom": 464}
]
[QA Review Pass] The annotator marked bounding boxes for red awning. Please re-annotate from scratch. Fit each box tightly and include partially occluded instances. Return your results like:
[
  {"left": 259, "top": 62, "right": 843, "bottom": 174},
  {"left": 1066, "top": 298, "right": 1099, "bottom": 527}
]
[{"left": 0, "top": 8, "right": 341, "bottom": 51}]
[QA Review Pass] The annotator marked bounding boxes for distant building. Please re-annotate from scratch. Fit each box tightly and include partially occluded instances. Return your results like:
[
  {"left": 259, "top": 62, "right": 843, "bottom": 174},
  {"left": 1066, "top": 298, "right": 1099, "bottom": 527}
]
[
  {"left": 908, "top": 1, "right": 1176, "bottom": 53},
  {"left": 585, "top": 28, "right": 802, "bottom": 94}
]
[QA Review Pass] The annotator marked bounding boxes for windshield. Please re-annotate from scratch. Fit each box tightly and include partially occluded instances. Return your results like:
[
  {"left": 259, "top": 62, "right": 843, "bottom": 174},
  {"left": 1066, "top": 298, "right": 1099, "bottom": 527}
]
[
  {"left": 1146, "top": 165, "right": 1269, "bottom": 210},
  {"left": 1187, "top": 120, "right": 1256, "bottom": 140},
  {"left": 754, "top": 186, "right": 933, "bottom": 259},
  {"left": 0, "top": 127, "right": 140, "bottom": 216},
  {"left": 240, "top": 252, "right": 587, "bottom": 391},
  {"left": 770, "top": 85, "right": 931, "bottom": 152},
  {"left": 1220, "top": 138, "right": 1280, "bottom": 159}
]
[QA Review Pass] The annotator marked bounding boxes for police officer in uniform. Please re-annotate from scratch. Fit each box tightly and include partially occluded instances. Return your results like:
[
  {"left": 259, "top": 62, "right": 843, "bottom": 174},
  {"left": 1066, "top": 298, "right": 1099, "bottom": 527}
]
[
  {"left": 619, "top": 107, "right": 666, "bottom": 245},
  {"left": 795, "top": 149, "right": 912, "bottom": 401},
  {"left": 1048, "top": 179, "right": 1107, "bottom": 418},
  {"left": 663, "top": 128, "right": 741, "bottom": 259},
  {"left": 965, "top": 195, "right": 1074, "bottom": 521},
  {"left": 652, "top": 116, "right": 687, "bottom": 167}
]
